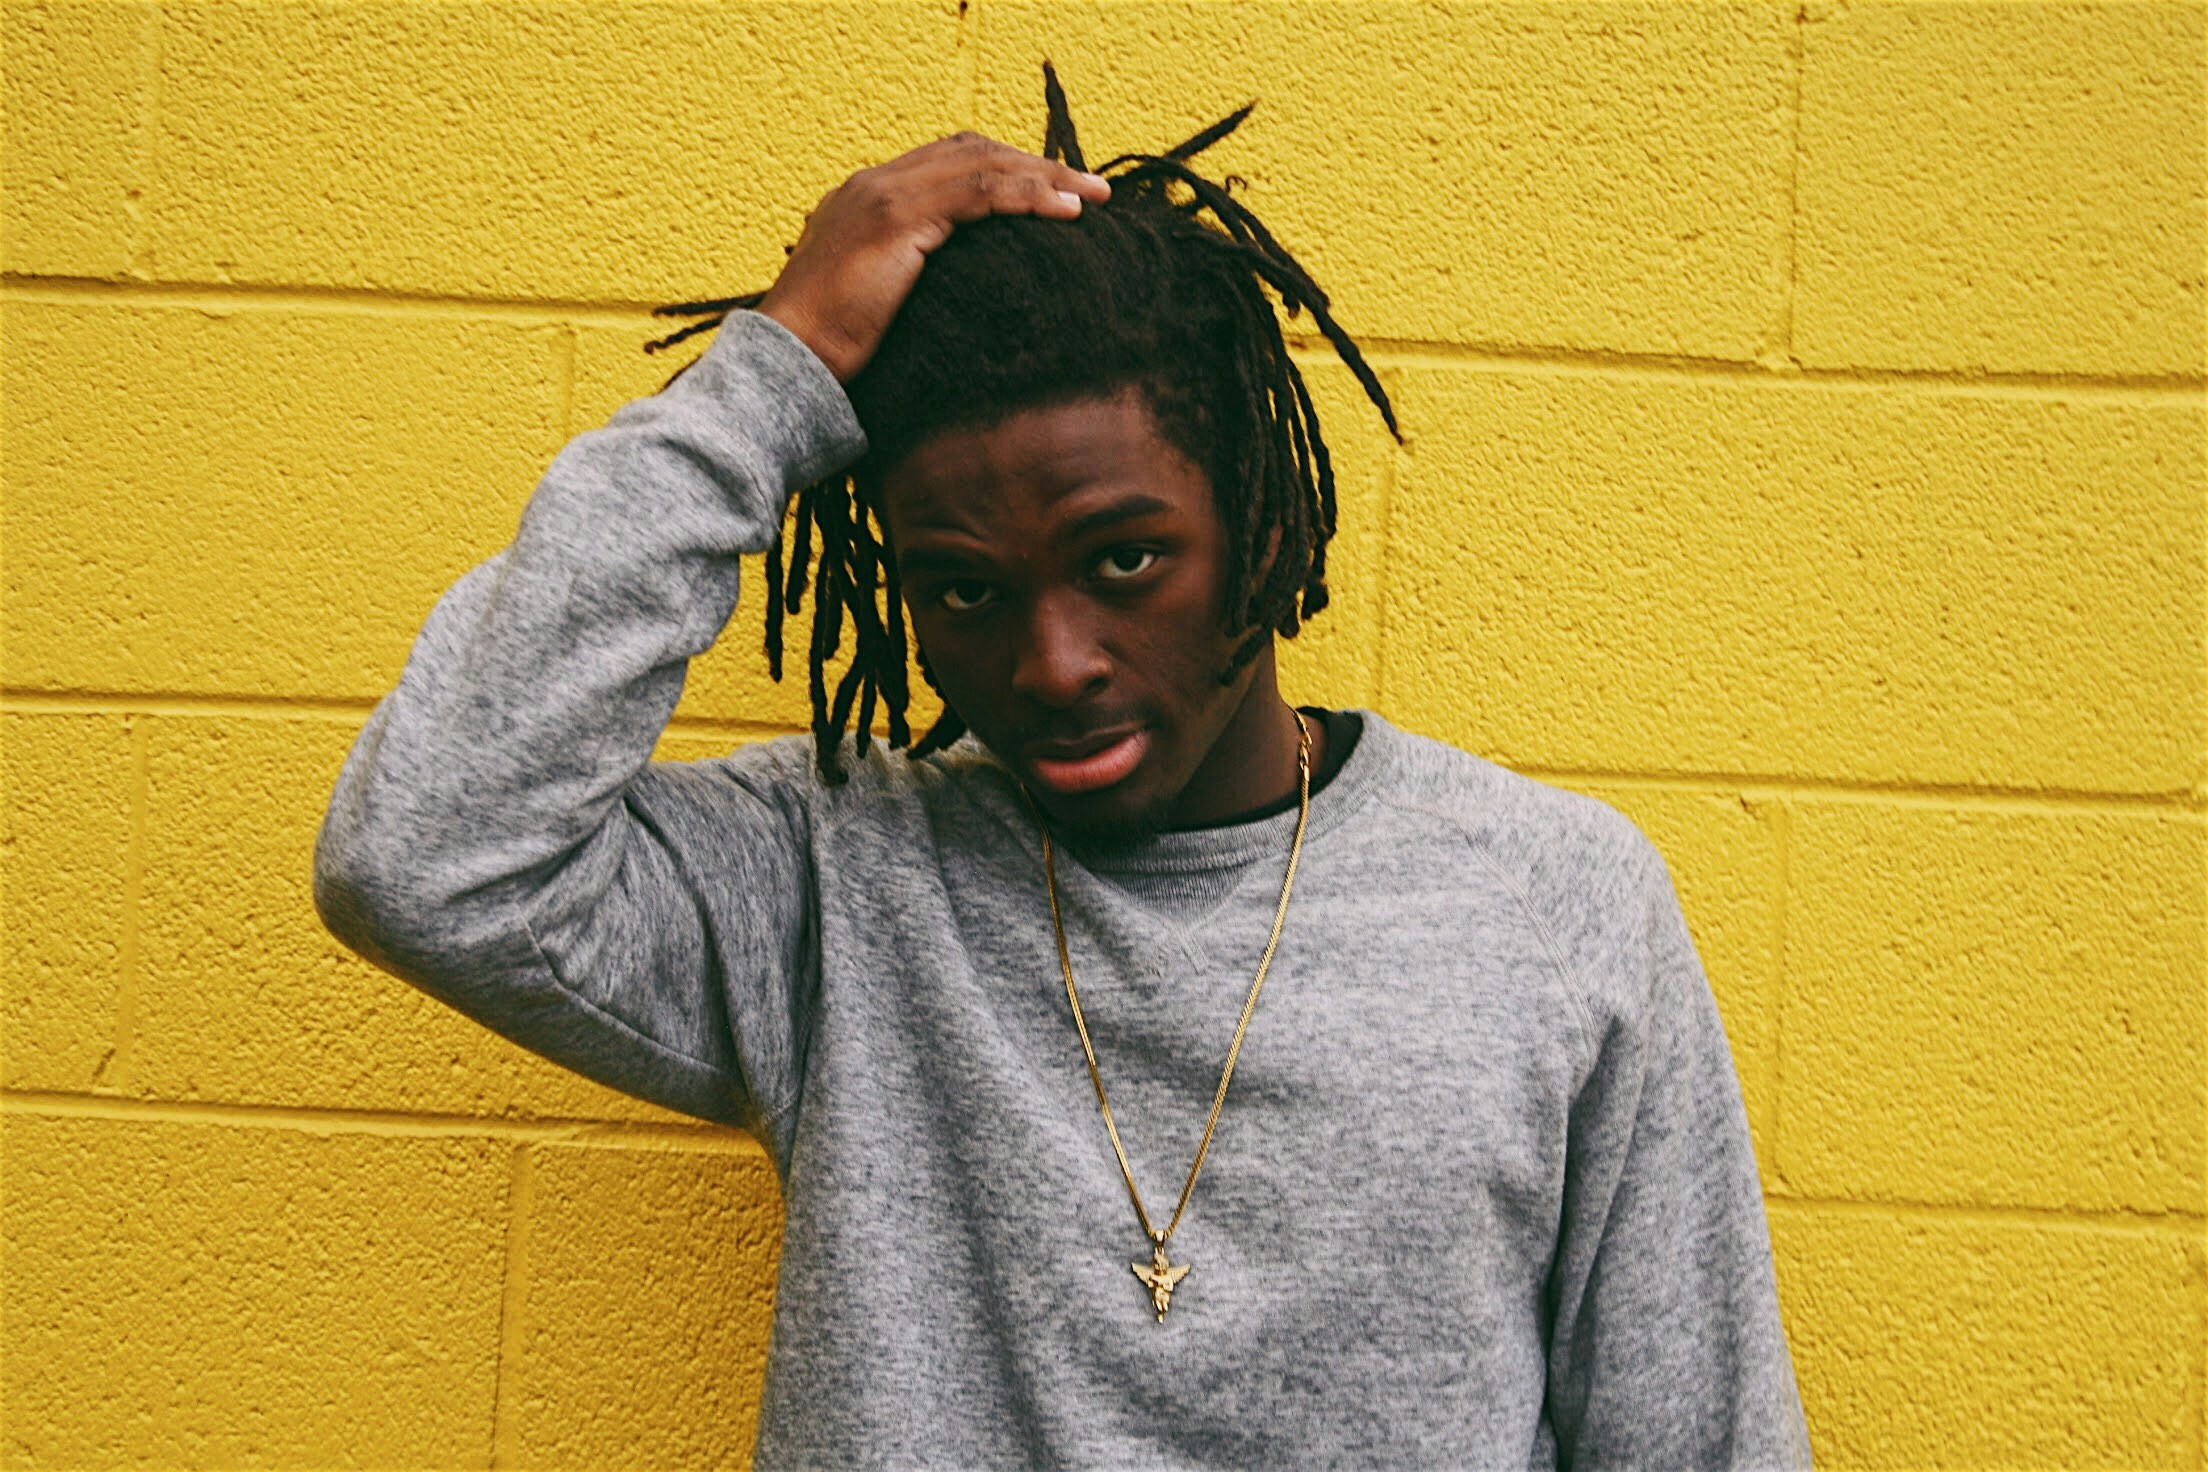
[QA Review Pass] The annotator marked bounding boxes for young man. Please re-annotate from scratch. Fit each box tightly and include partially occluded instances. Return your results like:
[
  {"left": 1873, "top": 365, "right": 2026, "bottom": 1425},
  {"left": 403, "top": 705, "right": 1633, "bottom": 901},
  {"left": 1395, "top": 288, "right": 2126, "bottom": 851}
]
[{"left": 316, "top": 80, "right": 1811, "bottom": 1469}]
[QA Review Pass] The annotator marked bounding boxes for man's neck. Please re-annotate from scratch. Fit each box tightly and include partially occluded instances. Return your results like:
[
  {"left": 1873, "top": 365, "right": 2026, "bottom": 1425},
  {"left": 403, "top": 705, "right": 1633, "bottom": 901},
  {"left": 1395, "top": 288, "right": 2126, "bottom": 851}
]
[
  {"left": 1165, "top": 707, "right": 1362, "bottom": 832},
  {"left": 1156, "top": 648, "right": 1321, "bottom": 830}
]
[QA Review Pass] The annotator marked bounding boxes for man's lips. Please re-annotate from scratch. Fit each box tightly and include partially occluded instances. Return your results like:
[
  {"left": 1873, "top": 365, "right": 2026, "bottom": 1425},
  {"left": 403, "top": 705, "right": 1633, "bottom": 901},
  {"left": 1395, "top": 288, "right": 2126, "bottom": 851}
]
[{"left": 1023, "top": 727, "right": 1150, "bottom": 796}]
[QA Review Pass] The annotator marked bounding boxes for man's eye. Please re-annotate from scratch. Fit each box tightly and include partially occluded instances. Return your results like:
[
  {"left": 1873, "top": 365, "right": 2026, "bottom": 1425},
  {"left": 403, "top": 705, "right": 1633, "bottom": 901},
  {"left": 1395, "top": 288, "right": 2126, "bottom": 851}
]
[
  {"left": 938, "top": 580, "right": 995, "bottom": 612},
  {"left": 1096, "top": 548, "right": 1158, "bottom": 581}
]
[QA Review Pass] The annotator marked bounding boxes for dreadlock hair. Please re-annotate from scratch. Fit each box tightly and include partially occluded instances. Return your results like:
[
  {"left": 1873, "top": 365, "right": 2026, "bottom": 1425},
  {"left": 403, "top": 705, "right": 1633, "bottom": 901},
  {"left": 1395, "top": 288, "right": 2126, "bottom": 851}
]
[{"left": 644, "top": 63, "right": 1401, "bottom": 784}]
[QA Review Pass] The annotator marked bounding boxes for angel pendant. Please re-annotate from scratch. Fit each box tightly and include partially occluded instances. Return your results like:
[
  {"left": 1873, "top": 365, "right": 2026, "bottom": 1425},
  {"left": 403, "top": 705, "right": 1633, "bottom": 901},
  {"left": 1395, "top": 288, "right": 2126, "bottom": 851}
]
[{"left": 1131, "top": 1241, "right": 1190, "bottom": 1321}]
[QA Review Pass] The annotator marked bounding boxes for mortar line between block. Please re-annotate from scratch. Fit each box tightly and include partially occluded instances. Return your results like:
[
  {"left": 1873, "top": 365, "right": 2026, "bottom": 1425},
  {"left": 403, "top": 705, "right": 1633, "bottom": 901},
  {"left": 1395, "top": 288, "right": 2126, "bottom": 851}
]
[
  {"left": 2, "top": 690, "right": 2197, "bottom": 812},
  {"left": 122, "top": 1, "right": 159, "bottom": 279},
  {"left": 1763, "top": 1194, "right": 2206, "bottom": 1236},
  {"left": 957, "top": 0, "right": 980, "bottom": 129},
  {"left": 0, "top": 689, "right": 806, "bottom": 743},
  {"left": 1336, "top": 338, "right": 2208, "bottom": 401},
  {"left": 0, "top": 1089, "right": 768, "bottom": 1154},
  {"left": 1, "top": 689, "right": 378, "bottom": 720},
  {"left": 10, "top": 277, "right": 2201, "bottom": 399},
  {"left": 1768, "top": 0, "right": 1807, "bottom": 369},
  {"left": 92, "top": 717, "right": 150, "bottom": 1092},
  {"left": 1514, "top": 765, "right": 2205, "bottom": 817},
  {"left": 0, "top": 275, "right": 667, "bottom": 326},
  {"left": 489, "top": 1143, "right": 535, "bottom": 1470},
  {"left": 4, "top": 690, "right": 2192, "bottom": 811}
]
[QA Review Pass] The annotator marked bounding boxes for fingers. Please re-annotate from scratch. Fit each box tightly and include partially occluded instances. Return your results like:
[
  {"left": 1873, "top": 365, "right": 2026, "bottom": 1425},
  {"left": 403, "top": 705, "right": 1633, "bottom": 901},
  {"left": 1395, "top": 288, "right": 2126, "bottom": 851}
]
[
  {"left": 900, "top": 132, "right": 1110, "bottom": 225},
  {"left": 758, "top": 132, "right": 1113, "bottom": 381}
]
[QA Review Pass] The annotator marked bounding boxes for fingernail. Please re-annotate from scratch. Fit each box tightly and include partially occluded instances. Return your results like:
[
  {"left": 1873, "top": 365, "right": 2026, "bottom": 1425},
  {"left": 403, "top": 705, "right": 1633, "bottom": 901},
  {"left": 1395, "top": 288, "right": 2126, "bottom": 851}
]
[
  {"left": 1057, "top": 191, "right": 1083, "bottom": 210},
  {"left": 1083, "top": 172, "right": 1110, "bottom": 192}
]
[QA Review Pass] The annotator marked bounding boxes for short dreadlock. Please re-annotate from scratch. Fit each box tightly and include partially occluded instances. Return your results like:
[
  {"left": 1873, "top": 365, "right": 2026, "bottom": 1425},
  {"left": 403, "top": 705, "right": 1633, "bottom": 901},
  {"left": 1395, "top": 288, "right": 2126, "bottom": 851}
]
[{"left": 645, "top": 63, "right": 1400, "bottom": 783}]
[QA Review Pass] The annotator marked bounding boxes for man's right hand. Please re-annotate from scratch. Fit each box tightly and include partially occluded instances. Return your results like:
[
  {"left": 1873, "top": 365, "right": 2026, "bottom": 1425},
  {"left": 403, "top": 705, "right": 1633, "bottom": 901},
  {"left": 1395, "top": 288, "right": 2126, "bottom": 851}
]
[{"left": 756, "top": 133, "right": 1111, "bottom": 385}]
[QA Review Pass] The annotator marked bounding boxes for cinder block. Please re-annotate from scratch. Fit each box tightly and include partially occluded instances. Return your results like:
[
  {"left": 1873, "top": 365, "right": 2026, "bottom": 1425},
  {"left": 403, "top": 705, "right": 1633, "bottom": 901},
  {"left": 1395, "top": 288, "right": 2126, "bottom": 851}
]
[
  {"left": 1771, "top": 1205, "right": 2203, "bottom": 1469},
  {"left": 1563, "top": 782, "right": 1781, "bottom": 1177},
  {"left": 509, "top": 1138, "right": 783, "bottom": 1467},
  {"left": 148, "top": 2, "right": 964, "bottom": 301},
  {"left": 1385, "top": 368, "right": 2205, "bottom": 793},
  {"left": 131, "top": 714, "right": 692, "bottom": 1125},
  {"left": 0, "top": 711, "right": 134, "bottom": 1090},
  {"left": 0, "top": 1111, "right": 508, "bottom": 1468},
  {"left": 975, "top": 1, "right": 1792, "bottom": 361},
  {"left": 1781, "top": 802, "right": 2204, "bottom": 1214},
  {"left": 1796, "top": 0, "right": 2207, "bottom": 376},
  {"left": 3, "top": 301, "right": 563, "bottom": 699},
  {"left": 1, "top": 2, "right": 149, "bottom": 277}
]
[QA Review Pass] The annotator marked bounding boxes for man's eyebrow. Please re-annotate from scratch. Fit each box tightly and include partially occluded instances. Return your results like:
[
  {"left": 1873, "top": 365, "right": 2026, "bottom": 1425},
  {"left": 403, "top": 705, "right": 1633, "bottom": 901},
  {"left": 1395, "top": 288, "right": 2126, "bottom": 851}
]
[
  {"left": 893, "top": 544, "right": 987, "bottom": 575},
  {"left": 1056, "top": 494, "right": 1177, "bottom": 546},
  {"left": 895, "top": 494, "right": 1180, "bottom": 574}
]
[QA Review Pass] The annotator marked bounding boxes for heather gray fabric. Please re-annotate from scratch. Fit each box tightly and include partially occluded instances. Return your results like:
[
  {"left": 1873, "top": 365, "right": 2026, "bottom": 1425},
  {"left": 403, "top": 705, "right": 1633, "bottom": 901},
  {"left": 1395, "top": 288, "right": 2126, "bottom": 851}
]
[{"left": 315, "top": 310, "right": 1813, "bottom": 1470}]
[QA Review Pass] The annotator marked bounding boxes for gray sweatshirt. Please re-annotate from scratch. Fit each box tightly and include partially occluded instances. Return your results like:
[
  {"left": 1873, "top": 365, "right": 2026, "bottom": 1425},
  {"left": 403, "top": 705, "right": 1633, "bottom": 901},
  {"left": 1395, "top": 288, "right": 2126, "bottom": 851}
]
[{"left": 315, "top": 310, "right": 1813, "bottom": 1470}]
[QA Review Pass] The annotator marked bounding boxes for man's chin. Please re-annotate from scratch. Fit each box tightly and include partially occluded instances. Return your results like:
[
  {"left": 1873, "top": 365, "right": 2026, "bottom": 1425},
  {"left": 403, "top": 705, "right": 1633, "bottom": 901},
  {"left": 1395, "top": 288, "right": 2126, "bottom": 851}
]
[{"left": 1025, "top": 782, "right": 1175, "bottom": 843}]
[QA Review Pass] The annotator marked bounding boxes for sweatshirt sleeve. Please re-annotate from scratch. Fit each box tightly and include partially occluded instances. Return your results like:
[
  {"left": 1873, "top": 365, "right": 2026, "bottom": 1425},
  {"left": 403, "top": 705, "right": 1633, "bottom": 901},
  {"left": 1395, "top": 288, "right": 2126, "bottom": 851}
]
[
  {"left": 312, "top": 310, "right": 866, "bottom": 1141},
  {"left": 1543, "top": 841, "right": 1814, "bottom": 1469}
]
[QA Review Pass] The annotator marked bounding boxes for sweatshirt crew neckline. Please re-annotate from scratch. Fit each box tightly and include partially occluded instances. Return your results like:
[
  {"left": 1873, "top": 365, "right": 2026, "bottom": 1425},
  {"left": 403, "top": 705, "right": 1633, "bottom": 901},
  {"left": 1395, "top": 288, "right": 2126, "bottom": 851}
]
[{"left": 1006, "top": 706, "right": 1403, "bottom": 877}]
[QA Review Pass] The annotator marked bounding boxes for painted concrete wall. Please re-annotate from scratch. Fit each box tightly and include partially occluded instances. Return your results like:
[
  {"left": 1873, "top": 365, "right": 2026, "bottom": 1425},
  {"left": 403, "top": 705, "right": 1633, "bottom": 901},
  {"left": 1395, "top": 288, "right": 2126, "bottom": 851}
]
[{"left": 4, "top": 1, "right": 2202, "bottom": 1465}]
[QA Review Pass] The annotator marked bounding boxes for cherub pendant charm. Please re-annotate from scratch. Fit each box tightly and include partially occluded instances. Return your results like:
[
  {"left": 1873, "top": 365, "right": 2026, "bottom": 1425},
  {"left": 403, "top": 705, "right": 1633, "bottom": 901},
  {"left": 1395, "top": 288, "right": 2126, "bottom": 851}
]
[{"left": 1131, "top": 1240, "right": 1190, "bottom": 1321}]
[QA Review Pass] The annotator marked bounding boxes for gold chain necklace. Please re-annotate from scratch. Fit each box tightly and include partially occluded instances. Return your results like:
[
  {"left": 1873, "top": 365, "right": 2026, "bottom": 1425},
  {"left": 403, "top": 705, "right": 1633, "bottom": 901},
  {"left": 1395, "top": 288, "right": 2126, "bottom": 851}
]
[{"left": 1033, "top": 710, "right": 1311, "bottom": 1322}]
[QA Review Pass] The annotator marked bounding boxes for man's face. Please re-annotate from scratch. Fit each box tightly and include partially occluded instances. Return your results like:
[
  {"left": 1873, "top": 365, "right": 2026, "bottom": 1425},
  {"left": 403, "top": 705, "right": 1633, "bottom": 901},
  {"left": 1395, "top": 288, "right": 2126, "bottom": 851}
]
[{"left": 879, "top": 389, "right": 1267, "bottom": 835}]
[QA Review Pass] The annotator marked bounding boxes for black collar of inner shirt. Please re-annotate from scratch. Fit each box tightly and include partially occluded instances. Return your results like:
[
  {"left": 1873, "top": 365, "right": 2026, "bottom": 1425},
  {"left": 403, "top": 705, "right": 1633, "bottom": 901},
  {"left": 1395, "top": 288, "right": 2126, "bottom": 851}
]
[{"left": 1165, "top": 707, "right": 1364, "bottom": 832}]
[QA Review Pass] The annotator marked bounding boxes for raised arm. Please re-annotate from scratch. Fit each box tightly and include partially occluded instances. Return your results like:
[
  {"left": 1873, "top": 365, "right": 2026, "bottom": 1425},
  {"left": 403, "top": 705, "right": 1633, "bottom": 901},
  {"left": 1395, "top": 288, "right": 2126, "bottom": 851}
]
[
  {"left": 313, "top": 310, "right": 863, "bottom": 1133},
  {"left": 313, "top": 137, "right": 1112, "bottom": 1142}
]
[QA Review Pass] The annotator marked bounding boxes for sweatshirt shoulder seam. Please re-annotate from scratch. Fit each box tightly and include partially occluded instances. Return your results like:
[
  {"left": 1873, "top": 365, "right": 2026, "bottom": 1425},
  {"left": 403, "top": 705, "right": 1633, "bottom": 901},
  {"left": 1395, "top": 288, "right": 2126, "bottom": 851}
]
[{"left": 1381, "top": 792, "right": 1601, "bottom": 1073}]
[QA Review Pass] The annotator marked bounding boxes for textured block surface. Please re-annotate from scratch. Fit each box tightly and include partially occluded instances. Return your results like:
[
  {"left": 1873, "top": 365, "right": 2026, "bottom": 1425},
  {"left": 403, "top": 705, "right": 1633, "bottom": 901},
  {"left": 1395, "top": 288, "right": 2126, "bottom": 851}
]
[
  {"left": 508, "top": 1139, "right": 784, "bottom": 1468},
  {"left": 1386, "top": 369, "right": 2206, "bottom": 793},
  {"left": 0, "top": 712, "right": 134, "bottom": 1090},
  {"left": 148, "top": 2, "right": 965, "bottom": 302},
  {"left": 1, "top": 2, "right": 148, "bottom": 277},
  {"left": 976, "top": 0, "right": 1794, "bottom": 361},
  {"left": 1796, "top": 0, "right": 2208, "bottom": 376},
  {"left": 1781, "top": 801, "right": 2205, "bottom": 1214},
  {"left": 1, "top": 1112, "right": 509, "bottom": 1469},
  {"left": 130, "top": 714, "right": 684, "bottom": 1124},
  {"left": 1772, "top": 1206, "right": 2204, "bottom": 1470},
  {"left": 2, "top": 301, "right": 562, "bottom": 698}
]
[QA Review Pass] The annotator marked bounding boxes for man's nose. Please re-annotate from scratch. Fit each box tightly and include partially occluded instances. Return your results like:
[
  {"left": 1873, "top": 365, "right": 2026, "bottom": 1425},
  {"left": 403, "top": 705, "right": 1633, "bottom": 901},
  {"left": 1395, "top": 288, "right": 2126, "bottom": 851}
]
[{"left": 1010, "top": 593, "right": 1110, "bottom": 708}]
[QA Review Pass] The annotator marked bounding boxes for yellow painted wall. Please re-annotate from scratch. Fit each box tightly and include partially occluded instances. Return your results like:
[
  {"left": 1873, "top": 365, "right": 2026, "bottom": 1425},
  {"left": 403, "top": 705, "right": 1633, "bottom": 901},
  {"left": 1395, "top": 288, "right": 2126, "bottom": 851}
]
[{"left": 4, "top": 1, "right": 2202, "bottom": 1465}]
